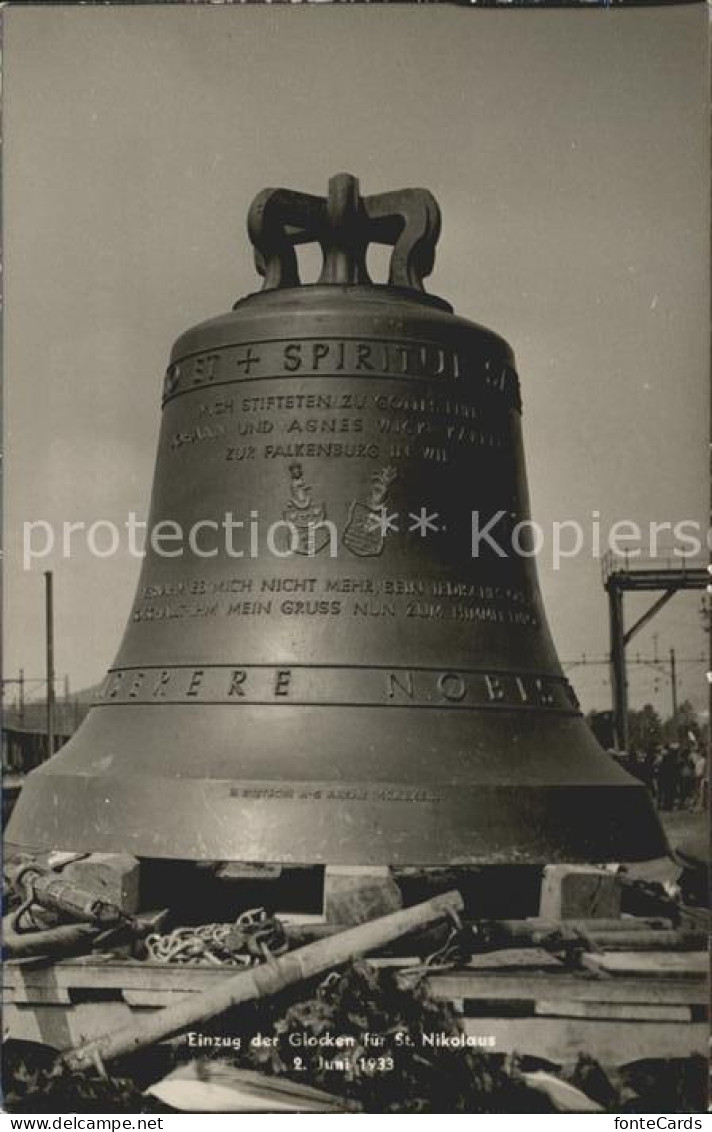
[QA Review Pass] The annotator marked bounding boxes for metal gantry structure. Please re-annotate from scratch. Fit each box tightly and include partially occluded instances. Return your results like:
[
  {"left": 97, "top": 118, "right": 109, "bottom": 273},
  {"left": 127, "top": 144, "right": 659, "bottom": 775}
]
[{"left": 602, "top": 551, "right": 709, "bottom": 750}]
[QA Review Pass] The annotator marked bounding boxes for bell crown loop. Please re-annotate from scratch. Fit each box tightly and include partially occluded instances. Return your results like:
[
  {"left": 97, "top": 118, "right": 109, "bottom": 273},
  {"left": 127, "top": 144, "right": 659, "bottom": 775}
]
[{"left": 247, "top": 172, "right": 441, "bottom": 294}]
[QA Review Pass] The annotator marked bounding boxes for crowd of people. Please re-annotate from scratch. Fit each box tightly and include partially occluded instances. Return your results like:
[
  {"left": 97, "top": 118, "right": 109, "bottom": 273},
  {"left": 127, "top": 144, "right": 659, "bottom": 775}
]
[{"left": 623, "top": 744, "right": 707, "bottom": 811}]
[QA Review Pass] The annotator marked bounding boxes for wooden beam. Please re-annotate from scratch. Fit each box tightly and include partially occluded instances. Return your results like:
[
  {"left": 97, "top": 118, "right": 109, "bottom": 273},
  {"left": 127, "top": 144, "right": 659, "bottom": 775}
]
[
  {"left": 461, "top": 1017, "right": 707, "bottom": 1065},
  {"left": 425, "top": 972, "right": 707, "bottom": 1006}
]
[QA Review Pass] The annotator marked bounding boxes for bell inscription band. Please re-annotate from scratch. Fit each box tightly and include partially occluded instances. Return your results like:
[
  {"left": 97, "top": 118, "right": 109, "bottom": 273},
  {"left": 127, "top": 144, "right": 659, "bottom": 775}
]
[{"left": 7, "top": 174, "right": 667, "bottom": 865}]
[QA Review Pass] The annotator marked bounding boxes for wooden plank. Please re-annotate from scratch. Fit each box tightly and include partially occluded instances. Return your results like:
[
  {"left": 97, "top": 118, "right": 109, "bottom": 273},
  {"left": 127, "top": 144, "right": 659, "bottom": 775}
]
[
  {"left": 466, "top": 949, "right": 566, "bottom": 970},
  {"left": 425, "top": 972, "right": 707, "bottom": 1006},
  {"left": 369, "top": 957, "right": 421, "bottom": 968},
  {"left": 122, "top": 990, "right": 188, "bottom": 1007},
  {"left": 582, "top": 951, "right": 708, "bottom": 978},
  {"left": 372, "top": 950, "right": 566, "bottom": 971},
  {"left": 4, "top": 1001, "right": 136, "bottom": 1049},
  {"left": 10, "top": 966, "right": 72, "bottom": 1005},
  {"left": 461, "top": 1017, "right": 707, "bottom": 1065},
  {"left": 6, "top": 948, "right": 566, "bottom": 997},
  {"left": 9, "top": 980, "right": 72, "bottom": 1005},
  {"left": 534, "top": 1001, "right": 692, "bottom": 1022},
  {"left": 6, "top": 960, "right": 708, "bottom": 1006},
  {"left": 4, "top": 961, "right": 230, "bottom": 995},
  {"left": 583, "top": 931, "right": 706, "bottom": 952},
  {"left": 489, "top": 918, "right": 673, "bottom": 934}
]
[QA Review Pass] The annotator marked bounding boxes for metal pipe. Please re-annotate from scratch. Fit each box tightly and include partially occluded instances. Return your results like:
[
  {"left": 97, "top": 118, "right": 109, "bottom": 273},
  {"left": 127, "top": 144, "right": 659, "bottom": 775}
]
[{"left": 3, "top": 920, "right": 96, "bottom": 958}]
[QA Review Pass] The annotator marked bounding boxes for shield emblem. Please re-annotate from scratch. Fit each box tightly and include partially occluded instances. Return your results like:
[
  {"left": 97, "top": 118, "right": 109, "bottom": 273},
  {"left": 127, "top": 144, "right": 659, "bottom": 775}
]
[
  {"left": 283, "top": 502, "right": 332, "bottom": 556},
  {"left": 342, "top": 501, "right": 384, "bottom": 557}
]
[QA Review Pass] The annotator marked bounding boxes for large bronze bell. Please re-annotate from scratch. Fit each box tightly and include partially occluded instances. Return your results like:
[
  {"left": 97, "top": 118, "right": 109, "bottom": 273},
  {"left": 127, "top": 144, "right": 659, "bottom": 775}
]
[{"left": 8, "top": 175, "right": 666, "bottom": 865}]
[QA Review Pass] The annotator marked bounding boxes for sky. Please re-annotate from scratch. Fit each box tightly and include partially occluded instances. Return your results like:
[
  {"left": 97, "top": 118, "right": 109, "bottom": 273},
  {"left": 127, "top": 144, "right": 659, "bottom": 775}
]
[{"left": 3, "top": 4, "right": 709, "bottom": 718}]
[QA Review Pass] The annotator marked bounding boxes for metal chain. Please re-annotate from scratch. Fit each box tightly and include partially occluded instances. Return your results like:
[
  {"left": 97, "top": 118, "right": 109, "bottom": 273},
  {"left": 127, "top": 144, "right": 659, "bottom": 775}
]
[{"left": 144, "top": 906, "right": 287, "bottom": 967}]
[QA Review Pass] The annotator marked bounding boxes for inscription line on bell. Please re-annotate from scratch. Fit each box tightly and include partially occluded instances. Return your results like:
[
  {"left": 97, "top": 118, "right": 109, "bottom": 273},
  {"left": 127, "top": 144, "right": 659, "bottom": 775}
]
[
  {"left": 163, "top": 338, "right": 520, "bottom": 406},
  {"left": 96, "top": 663, "right": 577, "bottom": 713},
  {"left": 173, "top": 335, "right": 465, "bottom": 371}
]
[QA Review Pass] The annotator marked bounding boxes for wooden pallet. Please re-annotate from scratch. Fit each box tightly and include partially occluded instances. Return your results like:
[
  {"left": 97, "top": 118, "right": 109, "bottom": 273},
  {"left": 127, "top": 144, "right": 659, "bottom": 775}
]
[
  {"left": 420, "top": 949, "right": 708, "bottom": 1066},
  {"left": 3, "top": 935, "right": 708, "bottom": 1067}
]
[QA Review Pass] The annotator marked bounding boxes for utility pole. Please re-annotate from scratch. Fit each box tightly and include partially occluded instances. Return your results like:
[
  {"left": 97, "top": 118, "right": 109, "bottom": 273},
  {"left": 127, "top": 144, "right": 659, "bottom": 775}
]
[
  {"left": 705, "top": 589, "right": 712, "bottom": 761},
  {"left": 18, "top": 668, "right": 25, "bottom": 727},
  {"left": 669, "top": 647, "right": 678, "bottom": 733},
  {"left": 608, "top": 585, "right": 628, "bottom": 750},
  {"left": 45, "top": 571, "right": 55, "bottom": 758}
]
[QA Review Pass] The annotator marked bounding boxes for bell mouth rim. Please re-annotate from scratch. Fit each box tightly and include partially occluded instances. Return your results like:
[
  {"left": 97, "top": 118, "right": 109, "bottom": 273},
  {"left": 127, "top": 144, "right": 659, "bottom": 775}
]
[{"left": 7, "top": 769, "right": 668, "bottom": 866}]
